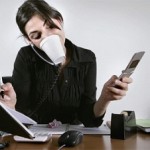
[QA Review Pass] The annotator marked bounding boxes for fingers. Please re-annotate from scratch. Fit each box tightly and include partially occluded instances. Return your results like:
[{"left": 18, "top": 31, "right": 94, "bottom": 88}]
[
  {"left": 104, "top": 75, "right": 118, "bottom": 87},
  {"left": 121, "top": 76, "right": 133, "bottom": 84},
  {"left": 2, "top": 95, "right": 11, "bottom": 101},
  {"left": 109, "top": 86, "right": 127, "bottom": 97},
  {"left": 1, "top": 83, "right": 16, "bottom": 97},
  {"left": 0, "top": 83, "right": 16, "bottom": 109},
  {"left": 112, "top": 75, "right": 132, "bottom": 90},
  {"left": 0, "top": 83, "right": 15, "bottom": 100},
  {"left": 114, "top": 80, "right": 128, "bottom": 91},
  {"left": 1, "top": 83, "right": 13, "bottom": 91},
  {"left": 101, "top": 75, "right": 133, "bottom": 102}
]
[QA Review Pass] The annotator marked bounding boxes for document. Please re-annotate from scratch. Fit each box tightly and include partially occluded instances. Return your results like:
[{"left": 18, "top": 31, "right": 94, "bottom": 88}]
[
  {"left": 33, "top": 124, "right": 110, "bottom": 135},
  {"left": 0, "top": 102, "right": 37, "bottom": 124},
  {"left": 0, "top": 102, "right": 37, "bottom": 138},
  {"left": 136, "top": 119, "right": 150, "bottom": 133},
  {"left": 68, "top": 124, "right": 110, "bottom": 135}
]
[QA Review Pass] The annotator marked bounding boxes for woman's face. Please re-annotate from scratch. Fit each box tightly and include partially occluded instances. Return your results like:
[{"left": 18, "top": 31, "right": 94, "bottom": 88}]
[{"left": 25, "top": 15, "right": 65, "bottom": 48}]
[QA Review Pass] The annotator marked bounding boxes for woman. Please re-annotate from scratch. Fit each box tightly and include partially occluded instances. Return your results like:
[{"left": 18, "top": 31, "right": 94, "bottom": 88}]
[{"left": 0, "top": 0, "right": 132, "bottom": 127}]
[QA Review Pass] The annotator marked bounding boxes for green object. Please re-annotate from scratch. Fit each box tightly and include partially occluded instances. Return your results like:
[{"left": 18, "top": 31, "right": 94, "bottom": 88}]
[{"left": 136, "top": 119, "right": 150, "bottom": 128}]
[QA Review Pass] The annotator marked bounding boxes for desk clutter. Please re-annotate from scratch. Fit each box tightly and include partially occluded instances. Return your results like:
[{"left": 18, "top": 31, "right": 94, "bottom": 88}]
[
  {"left": 136, "top": 119, "right": 150, "bottom": 133},
  {"left": 110, "top": 110, "right": 137, "bottom": 140},
  {"left": 0, "top": 105, "right": 149, "bottom": 147}
]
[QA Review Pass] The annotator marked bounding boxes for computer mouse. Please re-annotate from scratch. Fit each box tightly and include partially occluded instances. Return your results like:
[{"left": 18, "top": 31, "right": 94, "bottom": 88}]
[{"left": 58, "top": 130, "right": 83, "bottom": 147}]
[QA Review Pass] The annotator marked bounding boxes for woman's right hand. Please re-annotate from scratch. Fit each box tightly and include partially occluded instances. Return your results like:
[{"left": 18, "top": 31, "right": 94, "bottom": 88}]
[{"left": 0, "top": 83, "right": 16, "bottom": 109}]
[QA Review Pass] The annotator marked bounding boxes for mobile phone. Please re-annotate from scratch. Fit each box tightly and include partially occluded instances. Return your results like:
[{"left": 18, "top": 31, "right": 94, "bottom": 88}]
[{"left": 118, "top": 51, "right": 145, "bottom": 80}]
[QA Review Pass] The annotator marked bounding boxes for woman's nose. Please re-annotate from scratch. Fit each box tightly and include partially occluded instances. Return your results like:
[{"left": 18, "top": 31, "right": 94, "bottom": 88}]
[
  {"left": 41, "top": 34, "right": 51, "bottom": 41},
  {"left": 41, "top": 29, "right": 53, "bottom": 40}
]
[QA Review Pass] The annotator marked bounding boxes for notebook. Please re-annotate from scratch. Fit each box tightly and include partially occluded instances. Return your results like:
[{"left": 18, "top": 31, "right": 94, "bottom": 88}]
[{"left": 0, "top": 102, "right": 52, "bottom": 142}]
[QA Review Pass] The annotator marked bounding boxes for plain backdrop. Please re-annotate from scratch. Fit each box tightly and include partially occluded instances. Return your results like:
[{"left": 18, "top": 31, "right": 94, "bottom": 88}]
[{"left": 0, "top": 0, "right": 150, "bottom": 121}]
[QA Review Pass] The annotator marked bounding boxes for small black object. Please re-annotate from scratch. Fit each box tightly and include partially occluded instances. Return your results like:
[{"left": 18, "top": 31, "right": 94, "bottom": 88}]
[
  {"left": 111, "top": 110, "right": 137, "bottom": 140},
  {"left": 0, "top": 91, "right": 4, "bottom": 98},
  {"left": 0, "top": 142, "right": 10, "bottom": 149},
  {"left": 58, "top": 130, "right": 83, "bottom": 147}
]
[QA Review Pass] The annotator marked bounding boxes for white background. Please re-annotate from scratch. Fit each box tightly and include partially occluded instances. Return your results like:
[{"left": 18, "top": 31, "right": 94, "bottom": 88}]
[{"left": 0, "top": 0, "right": 150, "bottom": 121}]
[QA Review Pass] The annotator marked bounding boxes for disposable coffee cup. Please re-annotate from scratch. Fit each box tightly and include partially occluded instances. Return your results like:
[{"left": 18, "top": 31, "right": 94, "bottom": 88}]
[{"left": 40, "top": 35, "right": 65, "bottom": 65}]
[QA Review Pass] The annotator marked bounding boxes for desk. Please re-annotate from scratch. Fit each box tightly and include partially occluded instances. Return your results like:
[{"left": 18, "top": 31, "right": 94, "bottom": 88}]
[{"left": 2, "top": 132, "right": 150, "bottom": 150}]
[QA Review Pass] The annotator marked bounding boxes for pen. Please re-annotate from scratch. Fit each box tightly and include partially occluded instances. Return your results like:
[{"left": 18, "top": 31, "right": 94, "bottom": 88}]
[
  {"left": 0, "top": 91, "right": 4, "bottom": 98},
  {"left": 0, "top": 76, "right": 4, "bottom": 98}
]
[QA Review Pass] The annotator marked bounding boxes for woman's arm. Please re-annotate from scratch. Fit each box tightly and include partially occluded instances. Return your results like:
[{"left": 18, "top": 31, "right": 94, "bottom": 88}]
[{"left": 94, "top": 75, "right": 133, "bottom": 117}]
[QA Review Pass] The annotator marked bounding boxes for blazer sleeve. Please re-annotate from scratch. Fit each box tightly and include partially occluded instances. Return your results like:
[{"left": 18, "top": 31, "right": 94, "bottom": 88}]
[
  {"left": 12, "top": 47, "right": 33, "bottom": 115},
  {"left": 78, "top": 51, "right": 105, "bottom": 127}
]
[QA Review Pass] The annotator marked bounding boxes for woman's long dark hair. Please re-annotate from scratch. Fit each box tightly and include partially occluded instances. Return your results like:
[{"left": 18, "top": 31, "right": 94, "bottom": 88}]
[{"left": 16, "top": 0, "right": 63, "bottom": 38}]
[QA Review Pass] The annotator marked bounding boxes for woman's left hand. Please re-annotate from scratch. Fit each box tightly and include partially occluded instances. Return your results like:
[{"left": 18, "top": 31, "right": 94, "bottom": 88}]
[
  {"left": 94, "top": 75, "right": 133, "bottom": 117},
  {"left": 100, "top": 75, "right": 133, "bottom": 102}
]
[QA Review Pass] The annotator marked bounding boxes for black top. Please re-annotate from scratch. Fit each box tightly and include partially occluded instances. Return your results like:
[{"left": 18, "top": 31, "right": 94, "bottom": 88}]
[{"left": 12, "top": 39, "right": 105, "bottom": 127}]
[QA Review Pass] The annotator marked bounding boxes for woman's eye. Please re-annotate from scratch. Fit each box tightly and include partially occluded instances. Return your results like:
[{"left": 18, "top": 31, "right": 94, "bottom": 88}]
[{"left": 31, "top": 33, "right": 41, "bottom": 39}]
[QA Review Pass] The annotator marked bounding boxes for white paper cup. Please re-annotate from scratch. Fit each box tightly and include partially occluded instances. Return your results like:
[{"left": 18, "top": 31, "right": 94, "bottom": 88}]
[{"left": 40, "top": 35, "right": 65, "bottom": 65}]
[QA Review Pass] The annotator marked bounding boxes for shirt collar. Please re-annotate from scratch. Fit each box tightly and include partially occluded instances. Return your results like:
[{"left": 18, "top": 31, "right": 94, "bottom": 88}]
[{"left": 65, "top": 39, "right": 95, "bottom": 68}]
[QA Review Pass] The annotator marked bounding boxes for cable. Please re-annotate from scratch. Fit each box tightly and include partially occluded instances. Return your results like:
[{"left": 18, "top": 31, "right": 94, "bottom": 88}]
[
  {"left": 58, "top": 144, "right": 66, "bottom": 150},
  {"left": 31, "top": 44, "right": 55, "bottom": 65},
  {"left": 28, "top": 46, "right": 62, "bottom": 117}
]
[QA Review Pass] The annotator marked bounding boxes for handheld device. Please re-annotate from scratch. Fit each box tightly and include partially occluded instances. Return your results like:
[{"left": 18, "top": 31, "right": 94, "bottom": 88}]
[{"left": 118, "top": 51, "right": 145, "bottom": 80}]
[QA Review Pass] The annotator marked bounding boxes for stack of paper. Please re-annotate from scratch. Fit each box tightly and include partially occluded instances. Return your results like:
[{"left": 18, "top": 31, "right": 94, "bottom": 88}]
[{"left": 136, "top": 119, "right": 150, "bottom": 133}]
